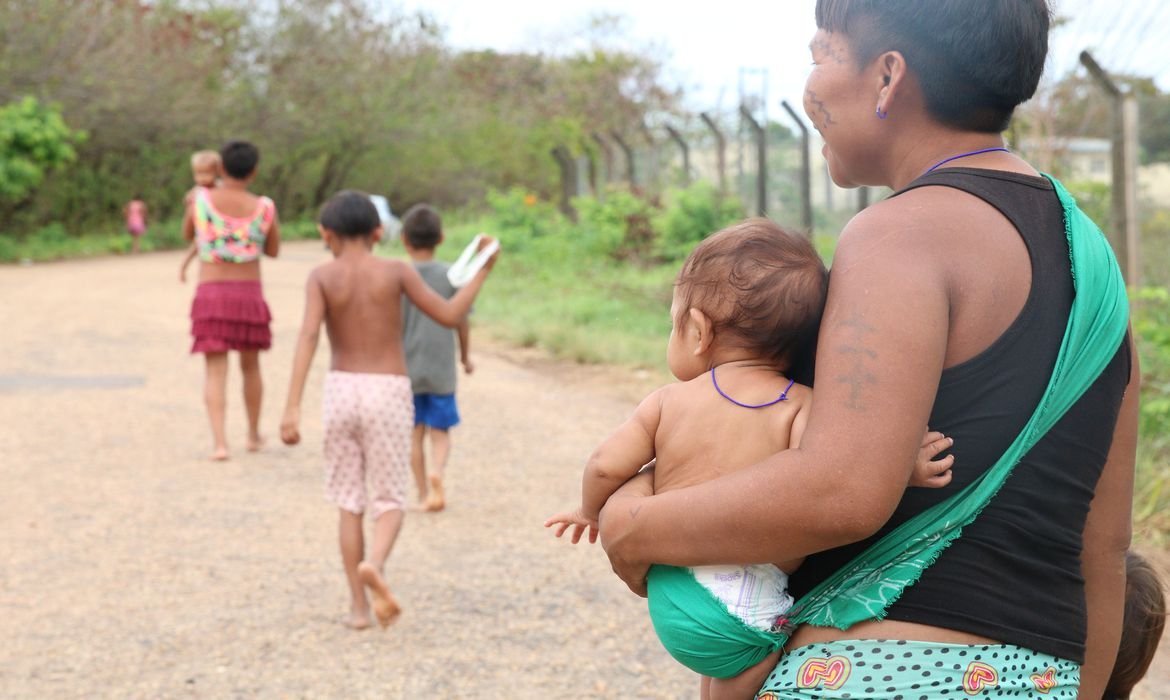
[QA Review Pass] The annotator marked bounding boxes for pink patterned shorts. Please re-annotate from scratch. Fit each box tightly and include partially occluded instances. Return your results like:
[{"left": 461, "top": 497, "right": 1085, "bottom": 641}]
[{"left": 322, "top": 372, "right": 414, "bottom": 519}]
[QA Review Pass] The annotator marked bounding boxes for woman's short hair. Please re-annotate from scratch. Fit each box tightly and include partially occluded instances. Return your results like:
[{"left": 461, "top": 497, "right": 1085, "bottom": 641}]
[
  {"left": 219, "top": 140, "right": 260, "bottom": 179},
  {"left": 675, "top": 218, "right": 828, "bottom": 370},
  {"left": 815, "top": 0, "right": 1051, "bottom": 133}
]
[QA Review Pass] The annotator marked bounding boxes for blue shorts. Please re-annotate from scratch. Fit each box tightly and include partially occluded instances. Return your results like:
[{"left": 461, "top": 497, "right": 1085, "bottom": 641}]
[{"left": 412, "top": 393, "right": 460, "bottom": 430}]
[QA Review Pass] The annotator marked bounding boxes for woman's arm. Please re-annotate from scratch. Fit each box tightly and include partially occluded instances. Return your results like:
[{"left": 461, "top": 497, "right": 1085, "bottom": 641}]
[
  {"left": 1078, "top": 334, "right": 1139, "bottom": 699},
  {"left": 600, "top": 205, "right": 951, "bottom": 595},
  {"left": 264, "top": 205, "right": 281, "bottom": 258}
]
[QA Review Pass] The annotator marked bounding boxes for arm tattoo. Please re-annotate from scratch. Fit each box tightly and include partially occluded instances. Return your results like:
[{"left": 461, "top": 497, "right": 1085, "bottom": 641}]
[
  {"left": 805, "top": 89, "right": 836, "bottom": 130},
  {"left": 629, "top": 504, "right": 642, "bottom": 520},
  {"left": 834, "top": 313, "right": 878, "bottom": 410}
]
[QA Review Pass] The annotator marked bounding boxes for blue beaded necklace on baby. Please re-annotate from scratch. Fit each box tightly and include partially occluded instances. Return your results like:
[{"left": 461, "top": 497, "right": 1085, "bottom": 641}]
[{"left": 710, "top": 367, "right": 795, "bottom": 409}]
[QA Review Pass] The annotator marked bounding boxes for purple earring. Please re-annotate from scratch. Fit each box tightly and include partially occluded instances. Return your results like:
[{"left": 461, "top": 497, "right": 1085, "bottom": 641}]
[{"left": 876, "top": 106, "right": 888, "bottom": 120}]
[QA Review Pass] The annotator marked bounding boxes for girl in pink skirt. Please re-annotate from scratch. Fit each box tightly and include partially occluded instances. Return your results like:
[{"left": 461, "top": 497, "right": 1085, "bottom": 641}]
[
  {"left": 123, "top": 197, "right": 148, "bottom": 254},
  {"left": 182, "top": 140, "right": 281, "bottom": 460}
]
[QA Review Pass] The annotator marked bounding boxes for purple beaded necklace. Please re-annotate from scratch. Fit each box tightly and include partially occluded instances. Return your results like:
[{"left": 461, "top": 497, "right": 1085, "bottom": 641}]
[
  {"left": 924, "top": 147, "right": 1010, "bottom": 174},
  {"left": 710, "top": 367, "right": 795, "bottom": 409}
]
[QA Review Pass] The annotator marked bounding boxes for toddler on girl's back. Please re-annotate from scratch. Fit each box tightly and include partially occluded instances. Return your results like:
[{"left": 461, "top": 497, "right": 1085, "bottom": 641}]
[
  {"left": 545, "top": 219, "right": 956, "bottom": 700},
  {"left": 179, "top": 150, "right": 222, "bottom": 283},
  {"left": 399, "top": 204, "right": 475, "bottom": 512},
  {"left": 280, "top": 191, "right": 497, "bottom": 630}
]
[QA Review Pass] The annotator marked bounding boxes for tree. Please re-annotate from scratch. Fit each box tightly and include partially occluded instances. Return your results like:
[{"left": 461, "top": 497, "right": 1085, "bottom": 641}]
[{"left": 0, "top": 97, "right": 85, "bottom": 202}]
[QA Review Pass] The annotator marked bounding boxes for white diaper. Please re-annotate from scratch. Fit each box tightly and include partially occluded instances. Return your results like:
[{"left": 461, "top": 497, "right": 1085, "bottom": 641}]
[{"left": 688, "top": 563, "right": 794, "bottom": 631}]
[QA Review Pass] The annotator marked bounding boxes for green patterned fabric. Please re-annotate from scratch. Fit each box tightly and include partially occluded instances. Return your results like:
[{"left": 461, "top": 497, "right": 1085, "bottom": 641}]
[{"left": 786, "top": 173, "right": 1129, "bottom": 636}]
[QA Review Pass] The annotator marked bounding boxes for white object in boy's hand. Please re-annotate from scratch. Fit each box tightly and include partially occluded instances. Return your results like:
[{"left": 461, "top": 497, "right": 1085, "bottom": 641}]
[{"left": 447, "top": 234, "right": 500, "bottom": 288}]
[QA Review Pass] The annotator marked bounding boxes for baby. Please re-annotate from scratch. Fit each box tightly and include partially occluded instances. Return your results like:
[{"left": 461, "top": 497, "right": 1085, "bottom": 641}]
[
  {"left": 179, "top": 150, "right": 221, "bottom": 283},
  {"left": 546, "top": 219, "right": 954, "bottom": 699}
]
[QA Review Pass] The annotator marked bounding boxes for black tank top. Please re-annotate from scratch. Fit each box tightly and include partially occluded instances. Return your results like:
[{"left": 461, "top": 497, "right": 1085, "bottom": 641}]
[{"left": 787, "top": 168, "right": 1131, "bottom": 663}]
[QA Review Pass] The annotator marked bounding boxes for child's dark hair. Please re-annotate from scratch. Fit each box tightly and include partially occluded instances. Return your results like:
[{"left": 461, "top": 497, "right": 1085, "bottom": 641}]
[
  {"left": 319, "top": 190, "right": 381, "bottom": 239},
  {"left": 402, "top": 204, "right": 443, "bottom": 249},
  {"left": 1105, "top": 551, "right": 1166, "bottom": 699},
  {"left": 815, "top": 0, "right": 1051, "bottom": 133},
  {"left": 219, "top": 140, "right": 260, "bottom": 179},
  {"left": 676, "top": 218, "right": 828, "bottom": 369}
]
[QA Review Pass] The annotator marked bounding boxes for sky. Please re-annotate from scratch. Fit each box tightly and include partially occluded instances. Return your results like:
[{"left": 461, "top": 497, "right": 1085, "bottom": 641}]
[{"left": 396, "top": 0, "right": 1170, "bottom": 118}]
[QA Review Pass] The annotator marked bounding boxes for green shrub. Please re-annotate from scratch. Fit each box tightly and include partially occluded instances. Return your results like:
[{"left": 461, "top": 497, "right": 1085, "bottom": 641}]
[
  {"left": 654, "top": 181, "right": 744, "bottom": 260},
  {"left": 484, "top": 187, "right": 565, "bottom": 245},
  {"left": 574, "top": 187, "right": 657, "bottom": 261}
]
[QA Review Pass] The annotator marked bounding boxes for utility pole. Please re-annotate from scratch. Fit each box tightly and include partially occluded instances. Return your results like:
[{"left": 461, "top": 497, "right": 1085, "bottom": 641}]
[{"left": 1080, "top": 50, "right": 1141, "bottom": 286}]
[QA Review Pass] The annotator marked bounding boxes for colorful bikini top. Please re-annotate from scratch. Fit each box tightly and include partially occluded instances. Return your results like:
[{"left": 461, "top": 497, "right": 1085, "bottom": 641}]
[{"left": 193, "top": 187, "right": 275, "bottom": 264}]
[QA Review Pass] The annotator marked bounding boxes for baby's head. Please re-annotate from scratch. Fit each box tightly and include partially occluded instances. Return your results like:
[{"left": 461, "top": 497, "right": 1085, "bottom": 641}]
[
  {"left": 669, "top": 218, "right": 827, "bottom": 380},
  {"left": 318, "top": 190, "right": 382, "bottom": 248},
  {"left": 401, "top": 204, "right": 443, "bottom": 251},
  {"left": 190, "top": 150, "right": 222, "bottom": 187},
  {"left": 1105, "top": 551, "right": 1166, "bottom": 699}
]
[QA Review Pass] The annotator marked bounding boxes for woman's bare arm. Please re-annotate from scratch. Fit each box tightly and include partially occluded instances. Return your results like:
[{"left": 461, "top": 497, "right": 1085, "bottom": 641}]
[
  {"left": 264, "top": 206, "right": 281, "bottom": 258},
  {"left": 1078, "top": 334, "right": 1139, "bottom": 699},
  {"left": 600, "top": 204, "right": 951, "bottom": 595}
]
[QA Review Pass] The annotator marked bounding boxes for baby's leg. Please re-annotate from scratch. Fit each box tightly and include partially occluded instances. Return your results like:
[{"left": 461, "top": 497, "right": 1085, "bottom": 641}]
[
  {"left": 203, "top": 352, "right": 229, "bottom": 460},
  {"left": 410, "top": 424, "right": 427, "bottom": 506},
  {"left": 238, "top": 350, "right": 263, "bottom": 451},
  {"left": 425, "top": 429, "right": 450, "bottom": 511},
  {"left": 338, "top": 509, "right": 370, "bottom": 629},
  {"left": 707, "top": 651, "right": 781, "bottom": 700}
]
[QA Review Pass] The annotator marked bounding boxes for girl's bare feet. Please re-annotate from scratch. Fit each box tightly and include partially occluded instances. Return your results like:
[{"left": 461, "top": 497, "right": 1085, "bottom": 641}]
[
  {"left": 344, "top": 610, "right": 371, "bottom": 630},
  {"left": 246, "top": 435, "right": 265, "bottom": 452},
  {"left": 211, "top": 446, "right": 230, "bottom": 461},
  {"left": 357, "top": 561, "right": 401, "bottom": 628}
]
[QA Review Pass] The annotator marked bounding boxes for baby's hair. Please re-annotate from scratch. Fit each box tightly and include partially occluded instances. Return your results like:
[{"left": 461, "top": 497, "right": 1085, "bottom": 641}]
[
  {"left": 676, "top": 218, "right": 828, "bottom": 369},
  {"left": 219, "top": 140, "right": 260, "bottom": 179},
  {"left": 319, "top": 190, "right": 381, "bottom": 239},
  {"left": 190, "top": 150, "right": 221, "bottom": 186},
  {"left": 1105, "top": 551, "right": 1166, "bottom": 699},
  {"left": 401, "top": 204, "right": 443, "bottom": 249}
]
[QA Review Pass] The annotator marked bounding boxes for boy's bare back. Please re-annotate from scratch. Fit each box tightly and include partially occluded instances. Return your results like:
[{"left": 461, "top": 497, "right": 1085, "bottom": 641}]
[
  {"left": 650, "top": 372, "right": 811, "bottom": 495},
  {"left": 313, "top": 254, "right": 414, "bottom": 375}
]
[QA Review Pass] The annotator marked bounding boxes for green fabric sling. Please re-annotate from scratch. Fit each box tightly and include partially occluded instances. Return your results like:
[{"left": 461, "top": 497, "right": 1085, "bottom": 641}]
[
  {"left": 645, "top": 174, "right": 1130, "bottom": 678},
  {"left": 787, "top": 173, "right": 1130, "bottom": 634}
]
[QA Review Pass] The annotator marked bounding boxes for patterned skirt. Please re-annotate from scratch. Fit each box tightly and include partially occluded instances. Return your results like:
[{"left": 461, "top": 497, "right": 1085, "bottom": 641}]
[{"left": 189, "top": 280, "right": 272, "bottom": 353}]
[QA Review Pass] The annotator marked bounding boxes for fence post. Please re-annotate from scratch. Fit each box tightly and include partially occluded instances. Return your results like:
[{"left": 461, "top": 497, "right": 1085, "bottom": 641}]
[
  {"left": 1081, "top": 50, "right": 1141, "bottom": 287},
  {"left": 664, "top": 125, "right": 691, "bottom": 186},
  {"left": 700, "top": 112, "right": 727, "bottom": 196},
  {"left": 780, "top": 100, "right": 813, "bottom": 236},
  {"left": 610, "top": 130, "right": 636, "bottom": 187},
  {"left": 739, "top": 103, "right": 766, "bottom": 216},
  {"left": 550, "top": 145, "right": 578, "bottom": 221}
]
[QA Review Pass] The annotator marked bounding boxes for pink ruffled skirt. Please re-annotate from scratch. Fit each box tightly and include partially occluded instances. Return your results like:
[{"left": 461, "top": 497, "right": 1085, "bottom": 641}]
[{"left": 190, "top": 280, "right": 272, "bottom": 353}]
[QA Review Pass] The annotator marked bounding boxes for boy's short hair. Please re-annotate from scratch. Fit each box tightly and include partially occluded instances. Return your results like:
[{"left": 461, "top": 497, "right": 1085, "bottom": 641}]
[
  {"left": 1105, "top": 551, "right": 1166, "bottom": 699},
  {"left": 815, "top": 0, "right": 1051, "bottom": 133},
  {"left": 401, "top": 204, "right": 443, "bottom": 249},
  {"left": 191, "top": 150, "right": 221, "bottom": 185},
  {"left": 319, "top": 190, "right": 381, "bottom": 239},
  {"left": 676, "top": 218, "right": 828, "bottom": 369},
  {"left": 219, "top": 140, "right": 260, "bottom": 179}
]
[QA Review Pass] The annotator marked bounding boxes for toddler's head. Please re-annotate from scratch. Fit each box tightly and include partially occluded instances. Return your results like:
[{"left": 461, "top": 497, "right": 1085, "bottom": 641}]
[
  {"left": 401, "top": 204, "right": 443, "bottom": 251},
  {"left": 670, "top": 218, "right": 827, "bottom": 380},
  {"left": 1105, "top": 551, "right": 1166, "bottom": 699},
  {"left": 318, "top": 190, "right": 382, "bottom": 243},
  {"left": 190, "top": 150, "right": 221, "bottom": 187}
]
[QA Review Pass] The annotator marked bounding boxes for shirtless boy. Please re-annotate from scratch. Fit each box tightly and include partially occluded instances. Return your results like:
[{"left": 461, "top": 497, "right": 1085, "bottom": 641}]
[{"left": 280, "top": 190, "right": 497, "bottom": 629}]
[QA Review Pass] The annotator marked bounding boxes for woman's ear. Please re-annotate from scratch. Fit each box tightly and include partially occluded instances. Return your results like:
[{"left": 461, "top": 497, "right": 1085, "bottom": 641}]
[
  {"left": 688, "top": 307, "right": 715, "bottom": 356},
  {"left": 876, "top": 50, "right": 909, "bottom": 117}
]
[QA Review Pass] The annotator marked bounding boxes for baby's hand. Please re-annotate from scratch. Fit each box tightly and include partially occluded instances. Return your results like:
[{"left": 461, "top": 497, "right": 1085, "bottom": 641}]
[
  {"left": 544, "top": 507, "right": 598, "bottom": 544},
  {"left": 280, "top": 407, "right": 301, "bottom": 446},
  {"left": 911, "top": 430, "right": 954, "bottom": 488}
]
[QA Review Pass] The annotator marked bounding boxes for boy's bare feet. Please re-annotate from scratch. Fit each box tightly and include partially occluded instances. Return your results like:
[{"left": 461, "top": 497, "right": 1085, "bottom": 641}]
[
  {"left": 344, "top": 610, "right": 372, "bottom": 630},
  {"left": 211, "top": 446, "right": 230, "bottom": 461},
  {"left": 246, "top": 435, "right": 265, "bottom": 452},
  {"left": 425, "top": 476, "right": 446, "bottom": 512},
  {"left": 357, "top": 561, "right": 401, "bottom": 628}
]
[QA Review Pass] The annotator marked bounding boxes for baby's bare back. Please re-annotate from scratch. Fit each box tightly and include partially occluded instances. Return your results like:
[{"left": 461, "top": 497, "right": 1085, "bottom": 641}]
[
  {"left": 317, "top": 255, "right": 410, "bottom": 374},
  {"left": 652, "top": 373, "right": 810, "bottom": 495}
]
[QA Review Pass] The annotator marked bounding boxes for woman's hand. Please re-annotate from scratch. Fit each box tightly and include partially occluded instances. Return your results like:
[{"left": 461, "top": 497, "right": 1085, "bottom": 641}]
[{"left": 599, "top": 468, "right": 655, "bottom": 597}]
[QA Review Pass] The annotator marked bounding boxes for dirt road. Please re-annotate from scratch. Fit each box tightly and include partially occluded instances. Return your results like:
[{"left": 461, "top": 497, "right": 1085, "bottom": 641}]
[{"left": 1, "top": 243, "right": 1166, "bottom": 698}]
